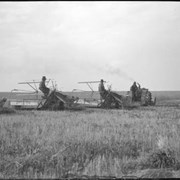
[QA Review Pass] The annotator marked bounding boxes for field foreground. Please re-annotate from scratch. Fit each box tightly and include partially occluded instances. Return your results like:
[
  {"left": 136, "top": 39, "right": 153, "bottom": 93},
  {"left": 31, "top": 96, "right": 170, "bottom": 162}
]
[{"left": 1, "top": 106, "right": 180, "bottom": 178}]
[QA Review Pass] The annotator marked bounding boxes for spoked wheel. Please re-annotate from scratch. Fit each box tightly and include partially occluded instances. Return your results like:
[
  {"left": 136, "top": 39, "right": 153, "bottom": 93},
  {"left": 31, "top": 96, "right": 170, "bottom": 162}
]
[{"left": 141, "top": 91, "right": 152, "bottom": 106}]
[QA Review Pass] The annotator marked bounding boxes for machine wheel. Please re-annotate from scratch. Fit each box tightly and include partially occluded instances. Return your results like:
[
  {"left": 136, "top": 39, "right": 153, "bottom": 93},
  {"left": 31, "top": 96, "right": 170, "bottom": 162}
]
[{"left": 141, "top": 91, "right": 151, "bottom": 106}]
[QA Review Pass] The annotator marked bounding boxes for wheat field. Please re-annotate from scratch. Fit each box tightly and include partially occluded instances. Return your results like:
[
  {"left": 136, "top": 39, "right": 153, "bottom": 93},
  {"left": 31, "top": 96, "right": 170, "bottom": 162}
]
[{"left": 0, "top": 105, "right": 180, "bottom": 178}]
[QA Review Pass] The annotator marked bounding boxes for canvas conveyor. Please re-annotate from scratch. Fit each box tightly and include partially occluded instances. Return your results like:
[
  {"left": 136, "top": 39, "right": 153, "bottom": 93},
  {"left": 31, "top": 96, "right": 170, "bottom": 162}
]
[
  {"left": 110, "top": 92, "right": 123, "bottom": 104},
  {"left": 100, "top": 91, "right": 124, "bottom": 109},
  {"left": 37, "top": 90, "right": 78, "bottom": 110}
]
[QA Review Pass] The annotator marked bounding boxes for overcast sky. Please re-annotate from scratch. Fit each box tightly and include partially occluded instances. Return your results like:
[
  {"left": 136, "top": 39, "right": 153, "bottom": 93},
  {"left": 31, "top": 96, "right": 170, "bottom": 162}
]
[{"left": 0, "top": 1, "right": 180, "bottom": 92}]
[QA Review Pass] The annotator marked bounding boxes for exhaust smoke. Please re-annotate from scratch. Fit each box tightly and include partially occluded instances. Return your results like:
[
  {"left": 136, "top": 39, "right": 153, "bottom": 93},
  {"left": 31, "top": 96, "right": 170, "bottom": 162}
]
[{"left": 104, "top": 64, "right": 135, "bottom": 82}]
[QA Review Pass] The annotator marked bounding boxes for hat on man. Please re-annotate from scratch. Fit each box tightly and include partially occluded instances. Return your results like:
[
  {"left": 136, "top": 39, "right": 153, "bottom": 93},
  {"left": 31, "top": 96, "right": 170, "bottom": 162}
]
[{"left": 42, "top": 76, "right": 46, "bottom": 80}]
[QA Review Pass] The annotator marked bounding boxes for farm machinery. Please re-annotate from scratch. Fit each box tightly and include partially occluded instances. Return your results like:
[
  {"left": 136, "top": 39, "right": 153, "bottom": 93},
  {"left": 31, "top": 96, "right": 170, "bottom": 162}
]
[
  {"left": 6, "top": 78, "right": 156, "bottom": 111},
  {"left": 8, "top": 79, "right": 80, "bottom": 110},
  {"left": 77, "top": 81, "right": 156, "bottom": 109},
  {"left": 99, "top": 87, "right": 156, "bottom": 109}
]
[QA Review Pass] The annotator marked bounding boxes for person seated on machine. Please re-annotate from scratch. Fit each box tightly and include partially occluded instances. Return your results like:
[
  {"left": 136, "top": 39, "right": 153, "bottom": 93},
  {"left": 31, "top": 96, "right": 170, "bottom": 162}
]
[{"left": 39, "top": 76, "right": 50, "bottom": 98}]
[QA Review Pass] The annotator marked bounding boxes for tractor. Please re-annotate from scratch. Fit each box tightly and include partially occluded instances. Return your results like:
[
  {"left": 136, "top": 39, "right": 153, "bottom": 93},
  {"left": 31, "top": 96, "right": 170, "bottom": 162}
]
[
  {"left": 98, "top": 84, "right": 156, "bottom": 109},
  {"left": 132, "top": 86, "right": 156, "bottom": 106}
]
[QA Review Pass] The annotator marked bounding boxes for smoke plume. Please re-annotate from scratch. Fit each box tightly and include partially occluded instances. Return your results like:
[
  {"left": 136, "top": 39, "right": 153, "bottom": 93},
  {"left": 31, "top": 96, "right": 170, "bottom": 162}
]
[{"left": 104, "top": 64, "right": 135, "bottom": 82}]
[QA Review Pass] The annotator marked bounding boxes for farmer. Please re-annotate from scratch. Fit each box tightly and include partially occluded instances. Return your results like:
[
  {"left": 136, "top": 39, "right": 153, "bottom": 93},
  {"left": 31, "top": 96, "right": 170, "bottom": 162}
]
[
  {"left": 130, "top": 81, "right": 138, "bottom": 102},
  {"left": 98, "top": 79, "right": 107, "bottom": 102},
  {"left": 0, "top": 97, "right": 7, "bottom": 108},
  {"left": 136, "top": 82, "right": 142, "bottom": 100},
  {"left": 39, "top": 76, "right": 50, "bottom": 97}
]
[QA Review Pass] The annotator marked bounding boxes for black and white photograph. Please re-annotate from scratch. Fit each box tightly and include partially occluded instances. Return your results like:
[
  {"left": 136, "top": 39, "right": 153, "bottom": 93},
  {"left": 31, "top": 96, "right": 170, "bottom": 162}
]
[{"left": 0, "top": 1, "right": 180, "bottom": 179}]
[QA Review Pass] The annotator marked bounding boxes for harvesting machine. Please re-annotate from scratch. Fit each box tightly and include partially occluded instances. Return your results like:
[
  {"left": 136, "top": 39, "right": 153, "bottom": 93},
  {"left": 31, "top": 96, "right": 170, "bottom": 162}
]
[
  {"left": 77, "top": 81, "right": 156, "bottom": 109},
  {"left": 8, "top": 79, "right": 80, "bottom": 110},
  {"left": 100, "top": 87, "right": 156, "bottom": 109},
  {"left": 6, "top": 79, "right": 156, "bottom": 111}
]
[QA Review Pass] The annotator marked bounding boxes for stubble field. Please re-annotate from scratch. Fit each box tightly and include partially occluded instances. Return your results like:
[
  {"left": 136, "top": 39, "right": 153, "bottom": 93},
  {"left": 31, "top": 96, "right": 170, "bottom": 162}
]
[{"left": 1, "top": 101, "right": 180, "bottom": 178}]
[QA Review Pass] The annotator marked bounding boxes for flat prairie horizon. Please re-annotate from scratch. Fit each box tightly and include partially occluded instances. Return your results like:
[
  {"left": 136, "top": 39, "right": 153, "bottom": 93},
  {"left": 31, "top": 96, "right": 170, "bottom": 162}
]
[{"left": 0, "top": 91, "right": 180, "bottom": 104}]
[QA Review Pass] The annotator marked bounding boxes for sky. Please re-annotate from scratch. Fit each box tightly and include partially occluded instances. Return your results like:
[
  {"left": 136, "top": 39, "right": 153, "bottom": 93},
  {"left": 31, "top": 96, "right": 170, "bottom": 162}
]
[{"left": 0, "top": 1, "right": 180, "bottom": 92}]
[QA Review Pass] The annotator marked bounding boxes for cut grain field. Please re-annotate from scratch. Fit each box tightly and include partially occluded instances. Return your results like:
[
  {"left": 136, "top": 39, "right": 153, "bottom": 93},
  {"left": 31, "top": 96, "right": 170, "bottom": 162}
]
[{"left": 1, "top": 105, "right": 180, "bottom": 178}]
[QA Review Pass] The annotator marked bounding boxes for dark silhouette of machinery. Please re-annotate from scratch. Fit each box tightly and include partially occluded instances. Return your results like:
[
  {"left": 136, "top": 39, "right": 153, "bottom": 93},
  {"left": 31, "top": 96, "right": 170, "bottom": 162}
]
[{"left": 98, "top": 81, "right": 156, "bottom": 109}]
